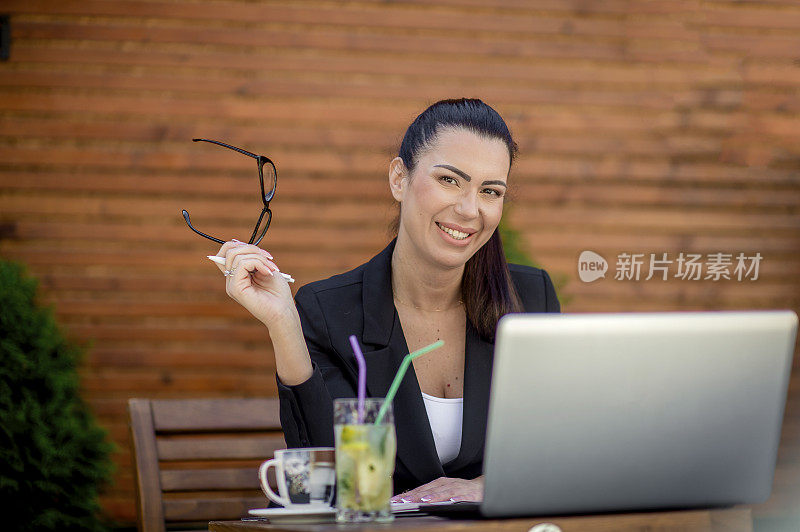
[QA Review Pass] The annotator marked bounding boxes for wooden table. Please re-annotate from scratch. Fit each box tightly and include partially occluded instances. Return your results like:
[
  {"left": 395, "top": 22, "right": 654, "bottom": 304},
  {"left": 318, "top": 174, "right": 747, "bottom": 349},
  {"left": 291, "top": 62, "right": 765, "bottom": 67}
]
[{"left": 209, "top": 507, "right": 752, "bottom": 532}]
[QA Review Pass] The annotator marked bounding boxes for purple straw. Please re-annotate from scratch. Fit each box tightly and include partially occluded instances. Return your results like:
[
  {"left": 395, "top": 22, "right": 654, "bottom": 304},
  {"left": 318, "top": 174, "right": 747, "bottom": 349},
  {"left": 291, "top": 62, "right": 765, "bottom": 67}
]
[{"left": 349, "top": 335, "right": 367, "bottom": 424}]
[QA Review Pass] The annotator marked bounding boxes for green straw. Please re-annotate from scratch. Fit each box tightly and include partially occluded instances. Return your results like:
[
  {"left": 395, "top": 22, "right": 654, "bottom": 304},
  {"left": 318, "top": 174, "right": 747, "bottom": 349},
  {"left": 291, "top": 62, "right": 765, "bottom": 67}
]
[{"left": 374, "top": 340, "right": 444, "bottom": 425}]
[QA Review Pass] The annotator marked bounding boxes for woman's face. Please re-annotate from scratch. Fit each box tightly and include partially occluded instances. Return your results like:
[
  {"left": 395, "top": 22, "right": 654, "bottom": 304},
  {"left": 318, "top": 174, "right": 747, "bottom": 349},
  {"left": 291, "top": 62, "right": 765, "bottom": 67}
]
[{"left": 390, "top": 127, "right": 510, "bottom": 269}]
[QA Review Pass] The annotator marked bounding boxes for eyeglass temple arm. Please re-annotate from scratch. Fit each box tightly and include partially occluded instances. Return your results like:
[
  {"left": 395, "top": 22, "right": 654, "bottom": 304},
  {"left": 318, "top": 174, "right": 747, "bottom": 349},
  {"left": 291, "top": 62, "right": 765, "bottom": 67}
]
[
  {"left": 182, "top": 209, "right": 226, "bottom": 245},
  {"left": 249, "top": 207, "right": 271, "bottom": 246},
  {"left": 192, "top": 138, "right": 259, "bottom": 159}
]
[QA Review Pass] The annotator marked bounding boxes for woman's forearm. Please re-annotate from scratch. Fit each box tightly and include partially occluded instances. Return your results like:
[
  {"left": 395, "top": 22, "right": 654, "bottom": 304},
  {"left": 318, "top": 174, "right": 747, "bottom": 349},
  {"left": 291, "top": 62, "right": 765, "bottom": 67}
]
[{"left": 269, "top": 311, "right": 314, "bottom": 386}]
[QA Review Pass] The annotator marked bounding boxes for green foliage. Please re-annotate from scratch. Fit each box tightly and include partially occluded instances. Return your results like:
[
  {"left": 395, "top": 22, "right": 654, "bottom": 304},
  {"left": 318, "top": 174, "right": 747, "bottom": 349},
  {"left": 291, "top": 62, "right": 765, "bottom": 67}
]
[
  {"left": 499, "top": 212, "right": 570, "bottom": 302},
  {"left": 499, "top": 215, "right": 537, "bottom": 268},
  {"left": 0, "top": 260, "right": 114, "bottom": 532}
]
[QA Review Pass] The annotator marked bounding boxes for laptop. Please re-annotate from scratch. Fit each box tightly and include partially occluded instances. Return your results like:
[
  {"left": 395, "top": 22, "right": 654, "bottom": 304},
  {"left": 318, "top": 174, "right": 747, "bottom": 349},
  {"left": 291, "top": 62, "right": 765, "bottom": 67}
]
[{"left": 419, "top": 310, "right": 798, "bottom": 518}]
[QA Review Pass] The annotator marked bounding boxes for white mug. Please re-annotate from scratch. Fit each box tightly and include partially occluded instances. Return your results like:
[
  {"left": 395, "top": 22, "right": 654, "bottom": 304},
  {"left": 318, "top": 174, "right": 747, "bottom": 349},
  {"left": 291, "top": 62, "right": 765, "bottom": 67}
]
[{"left": 258, "top": 447, "right": 336, "bottom": 508}]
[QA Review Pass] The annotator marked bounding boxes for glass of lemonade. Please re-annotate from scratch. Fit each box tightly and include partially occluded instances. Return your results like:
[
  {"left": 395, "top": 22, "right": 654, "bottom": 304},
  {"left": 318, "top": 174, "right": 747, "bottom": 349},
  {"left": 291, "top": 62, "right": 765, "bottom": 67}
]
[{"left": 333, "top": 398, "right": 396, "bottom": 522}]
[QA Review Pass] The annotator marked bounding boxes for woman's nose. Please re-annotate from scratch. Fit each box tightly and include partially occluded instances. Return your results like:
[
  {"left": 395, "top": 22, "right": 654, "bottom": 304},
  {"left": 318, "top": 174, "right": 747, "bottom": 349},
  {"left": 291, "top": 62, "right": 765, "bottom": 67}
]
[{"left": 454, "top": 192, "right": 479, "bottom": 218}]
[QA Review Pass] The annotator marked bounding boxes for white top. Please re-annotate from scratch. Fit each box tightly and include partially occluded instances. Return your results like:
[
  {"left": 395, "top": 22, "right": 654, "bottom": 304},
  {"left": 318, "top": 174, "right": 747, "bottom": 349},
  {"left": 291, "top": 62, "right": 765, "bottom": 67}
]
[{"left": 421, "top": 391, "right": 463, "bottom": 465}]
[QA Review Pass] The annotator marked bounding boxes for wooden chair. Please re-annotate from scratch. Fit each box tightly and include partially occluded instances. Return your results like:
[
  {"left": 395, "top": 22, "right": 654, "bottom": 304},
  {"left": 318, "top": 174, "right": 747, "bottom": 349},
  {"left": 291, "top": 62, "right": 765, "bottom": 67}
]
[{"left": 128, "top": 397, "right": 285, "bottom": 532}]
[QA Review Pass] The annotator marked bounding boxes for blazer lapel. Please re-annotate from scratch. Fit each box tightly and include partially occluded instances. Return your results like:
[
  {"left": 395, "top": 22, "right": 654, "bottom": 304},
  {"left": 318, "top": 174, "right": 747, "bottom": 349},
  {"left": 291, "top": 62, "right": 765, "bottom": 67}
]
[
  {"left": 445, "top": 321, "right": 494, "bottom": 473},
  {"left": 359, "top": 239, "right": 445, "bottom": 486}
]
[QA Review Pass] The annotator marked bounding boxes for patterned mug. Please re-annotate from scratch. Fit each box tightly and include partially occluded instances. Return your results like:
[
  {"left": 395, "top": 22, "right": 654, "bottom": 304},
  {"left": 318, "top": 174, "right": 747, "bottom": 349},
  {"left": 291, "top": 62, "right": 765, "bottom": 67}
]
[{"left": 258, "top": 447, "right": 336, "bottom": 508}]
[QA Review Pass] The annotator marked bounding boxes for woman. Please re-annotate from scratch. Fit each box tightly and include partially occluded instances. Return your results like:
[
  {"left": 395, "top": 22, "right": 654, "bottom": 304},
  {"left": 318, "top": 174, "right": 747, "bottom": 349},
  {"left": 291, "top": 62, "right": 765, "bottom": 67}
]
[{"left": 212, "top": 98, "right": 560, "bottom": 503}]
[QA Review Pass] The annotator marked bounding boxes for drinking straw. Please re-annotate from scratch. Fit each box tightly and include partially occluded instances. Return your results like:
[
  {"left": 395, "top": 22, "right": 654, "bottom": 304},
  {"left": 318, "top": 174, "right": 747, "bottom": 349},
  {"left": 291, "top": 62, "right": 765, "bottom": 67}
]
[
  {"left": 374, "top": 340, "right": 444, "bottom": 425},
  {"left": 348, "top": 335, "right": 367, "bottom": 424}
]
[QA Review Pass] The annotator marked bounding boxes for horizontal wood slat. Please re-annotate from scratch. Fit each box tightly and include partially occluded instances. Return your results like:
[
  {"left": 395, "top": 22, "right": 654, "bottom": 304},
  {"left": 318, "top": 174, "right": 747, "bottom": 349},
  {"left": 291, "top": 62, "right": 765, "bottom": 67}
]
[
  {"left": 0, "top": 92, "right": 418, "bottom": 124},
  {"left": 0, "top": 69, "right": 742, "bottom": 110},
  {"left": 87, "top": 372, "right": 279, "bottom": 395},
  {"left": 88, "top": 349, "right": 276, "bottom": 369},
  {"left": 4, "top": 0, "right": 731, "bottom": 39},
  {"left": 0, "top": 146, "right": 388, "bottom": 174},
  {"left": 9, "top": 44, "right": 725, "bottom": 83},
  {"left": 4, "top": 89, "right": 799, "bottom": 128},
  {"left": 157, "top": 434, "right": 286, "bottom": 461},
  {"left": 159, "top": 468, "right": 262, "bottom": 492},
  {"left": 157, "top": 435, "right": 286, "bottom": 461},
  {"left": 162, "top": 496, "right": 265, "bottom": 522},
  {"left": 6, "top": 42, "right": 740, "bottom": 86},
  {"left": 8, "top": 19, "right": 713, "bottom": 60},
  {"left": 151, "top": 398, "right": 281, "bottom": 431},
  {"left": 0, "top": 116, "right": 397, "bottom": 149}
]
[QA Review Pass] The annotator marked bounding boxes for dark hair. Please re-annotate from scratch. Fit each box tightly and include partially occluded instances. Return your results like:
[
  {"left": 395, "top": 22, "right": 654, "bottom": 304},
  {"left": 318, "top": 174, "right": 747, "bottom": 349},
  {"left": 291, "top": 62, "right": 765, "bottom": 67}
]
[{"left": 392, "top": 98, "right": 522, "bottom": 341}]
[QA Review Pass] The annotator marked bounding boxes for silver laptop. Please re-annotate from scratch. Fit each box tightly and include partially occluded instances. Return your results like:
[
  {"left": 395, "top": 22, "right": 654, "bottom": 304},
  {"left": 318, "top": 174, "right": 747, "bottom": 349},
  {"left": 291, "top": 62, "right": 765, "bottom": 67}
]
[{"left": 480, "top": 310, "right": 798, "bottom": 517}]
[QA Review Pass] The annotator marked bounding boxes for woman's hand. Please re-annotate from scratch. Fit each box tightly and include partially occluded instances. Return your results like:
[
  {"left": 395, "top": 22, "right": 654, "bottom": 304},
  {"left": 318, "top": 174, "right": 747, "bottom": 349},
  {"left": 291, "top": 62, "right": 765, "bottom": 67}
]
[
  {"left": 391, "top": 476, "right": 484, "bottom": 503},
  {"left": 212, "top": 240, "right": 313, "bottom": 385},
  {"left": 212, "top": 240, "right": 296, "bottom": 329}
]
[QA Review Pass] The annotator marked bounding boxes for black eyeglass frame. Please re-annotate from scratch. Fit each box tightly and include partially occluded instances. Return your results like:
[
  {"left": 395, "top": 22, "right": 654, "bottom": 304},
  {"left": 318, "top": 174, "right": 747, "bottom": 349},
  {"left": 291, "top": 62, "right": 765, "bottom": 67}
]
[{"left": 181, "top": 138, "right": 278, "bottom": 246}]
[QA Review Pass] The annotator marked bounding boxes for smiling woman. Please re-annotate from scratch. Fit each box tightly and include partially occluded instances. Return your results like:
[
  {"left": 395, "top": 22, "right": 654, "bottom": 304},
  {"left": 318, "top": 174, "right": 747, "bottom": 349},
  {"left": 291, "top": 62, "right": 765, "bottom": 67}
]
[
  {"left": 389, "top": 100, "right": 525, "bottom": 342},
  {"left": 211, "top": 98, "right": 561, "bottom": 503}
]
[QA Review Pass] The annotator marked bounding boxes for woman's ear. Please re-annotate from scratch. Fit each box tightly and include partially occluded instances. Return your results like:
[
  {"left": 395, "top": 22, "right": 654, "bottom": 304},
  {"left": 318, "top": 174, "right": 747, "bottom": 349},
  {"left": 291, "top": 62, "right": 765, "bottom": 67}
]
[{"left": 388, "top": 157, "right": 408, "bottom": 202}]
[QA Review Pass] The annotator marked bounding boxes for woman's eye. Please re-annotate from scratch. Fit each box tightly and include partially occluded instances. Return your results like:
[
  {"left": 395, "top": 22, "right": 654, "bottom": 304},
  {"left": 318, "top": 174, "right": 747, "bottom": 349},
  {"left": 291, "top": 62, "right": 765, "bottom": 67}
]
[
  {"left": 482, "top": 188, "right": 503, "bottom": 197},
  {"left": 439, "top": 176, "right": 458, "bottom": 185}
]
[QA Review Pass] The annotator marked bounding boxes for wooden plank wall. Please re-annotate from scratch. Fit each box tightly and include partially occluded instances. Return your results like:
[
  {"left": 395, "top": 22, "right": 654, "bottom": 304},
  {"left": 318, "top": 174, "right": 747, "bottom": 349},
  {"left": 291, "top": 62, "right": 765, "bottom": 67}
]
[{"left": 0, "top": 0, "right": 798, "bottom": 526}]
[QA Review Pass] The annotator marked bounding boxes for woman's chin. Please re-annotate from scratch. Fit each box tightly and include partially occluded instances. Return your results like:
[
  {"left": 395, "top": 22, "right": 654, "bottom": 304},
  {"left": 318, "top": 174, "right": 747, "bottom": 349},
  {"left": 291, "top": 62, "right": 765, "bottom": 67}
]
[{"left": 428, "top": 243, "right": 477, "bottom": 269}]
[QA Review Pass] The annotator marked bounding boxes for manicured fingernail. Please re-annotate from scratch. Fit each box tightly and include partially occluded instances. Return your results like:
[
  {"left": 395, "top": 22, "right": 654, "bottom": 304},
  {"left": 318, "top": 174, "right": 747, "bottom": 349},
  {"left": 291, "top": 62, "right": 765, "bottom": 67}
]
[
  {"left": 261, "top": 249, "right": 273, "bottom": 259},
  {"left": 232, "top": 239, "right": 241, "bottom": 243},
  {"left": 420, "top": 497, "right": 431, "bottom": 502}
]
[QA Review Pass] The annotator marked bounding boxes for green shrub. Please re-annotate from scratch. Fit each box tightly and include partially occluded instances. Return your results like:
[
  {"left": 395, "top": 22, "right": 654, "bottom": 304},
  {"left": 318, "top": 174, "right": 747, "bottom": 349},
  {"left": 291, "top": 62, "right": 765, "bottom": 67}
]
[
  {"left": 499, "top": 213, "right": 569, "bottom": 301},
  {"left": 499, "top": 215, "right": 535, "bottom": 267},
  {"left": 0, "top": 260, "right": 114, "bottom": 531}
]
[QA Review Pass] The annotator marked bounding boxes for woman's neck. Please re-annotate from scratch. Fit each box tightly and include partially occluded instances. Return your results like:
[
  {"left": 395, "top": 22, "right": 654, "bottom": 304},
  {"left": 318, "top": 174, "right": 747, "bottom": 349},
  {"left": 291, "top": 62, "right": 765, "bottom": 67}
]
[{"left": 391, "top": 232, "right": 464, "bottom": 312}]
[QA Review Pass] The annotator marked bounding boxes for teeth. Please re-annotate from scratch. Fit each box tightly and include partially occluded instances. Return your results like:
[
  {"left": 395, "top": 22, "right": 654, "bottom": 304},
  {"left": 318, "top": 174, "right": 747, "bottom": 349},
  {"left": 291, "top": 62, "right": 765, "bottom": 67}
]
[{"left": 437, "top": 222, "right": 469, "bottom": 240}]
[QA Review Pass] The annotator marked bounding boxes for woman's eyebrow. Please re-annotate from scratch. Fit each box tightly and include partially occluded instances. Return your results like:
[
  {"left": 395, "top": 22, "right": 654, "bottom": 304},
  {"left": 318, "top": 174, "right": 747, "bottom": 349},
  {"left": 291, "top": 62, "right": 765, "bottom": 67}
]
[
  {"left": 434, "top": 164, "right": 472, "bottom": 181},
  {"left": 434, "top": 164, "right": 507, "bottom": 188}
]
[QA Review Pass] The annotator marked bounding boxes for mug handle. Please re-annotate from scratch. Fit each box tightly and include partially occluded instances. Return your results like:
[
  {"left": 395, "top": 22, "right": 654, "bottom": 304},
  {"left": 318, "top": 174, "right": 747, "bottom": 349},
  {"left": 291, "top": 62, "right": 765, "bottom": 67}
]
[{"left": 258, "top": 459, "right": 291, "bottom": 507}]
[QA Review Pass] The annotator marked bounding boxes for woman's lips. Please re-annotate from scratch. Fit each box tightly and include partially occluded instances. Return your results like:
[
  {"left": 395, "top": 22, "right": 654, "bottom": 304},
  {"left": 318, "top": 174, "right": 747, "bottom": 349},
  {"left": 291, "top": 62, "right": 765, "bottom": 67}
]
[
  {"left": 436, "top": 222, "right": 475, "bottom": 245},
  {"left": 437, "top": 221, "right": 476, "bottom": 235}
]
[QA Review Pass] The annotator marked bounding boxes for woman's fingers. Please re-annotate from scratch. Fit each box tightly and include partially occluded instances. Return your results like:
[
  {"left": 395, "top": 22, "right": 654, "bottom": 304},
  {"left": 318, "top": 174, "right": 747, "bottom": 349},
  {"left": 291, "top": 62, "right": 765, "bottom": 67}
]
[
  {"left": 228, "top": 240, "right": 273, "bottom": 260},
  {"left": 225, "top": 257, "right": 278, "bottom": 300},
  {"left": 214, "top": 240, "right": 275, "bottom": 273},
  {"left": 229, "top": 254, "right": 278, "bottom": 281},
  {"left": 209, "top": 242, "right": 296, "bottom": 329},
  {"left": 392, "top": 479, "right": 449, "bottom": 502},
  {"left": 391, "top": 478, "right": 480, "bottom": 503},
  {"left": 414, "top": 483, "right": 457, "bottom": 502},
  {"left": 211, "top": 242, "right": 237, "bottom": 273}
]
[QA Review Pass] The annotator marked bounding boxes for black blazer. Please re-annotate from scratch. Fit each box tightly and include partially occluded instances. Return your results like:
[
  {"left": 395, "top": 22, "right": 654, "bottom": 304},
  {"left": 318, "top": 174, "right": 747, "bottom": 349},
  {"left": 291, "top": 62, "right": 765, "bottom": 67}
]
[{"left": 276, "top": 239, "right": 560, "bottom": 494}]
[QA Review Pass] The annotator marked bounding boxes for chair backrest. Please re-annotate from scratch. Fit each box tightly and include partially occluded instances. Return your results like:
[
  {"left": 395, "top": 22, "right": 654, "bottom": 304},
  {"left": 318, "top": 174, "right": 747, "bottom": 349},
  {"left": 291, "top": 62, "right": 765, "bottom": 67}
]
[{"left": 128, "top": 397, "right": 284, "bottom": 532}]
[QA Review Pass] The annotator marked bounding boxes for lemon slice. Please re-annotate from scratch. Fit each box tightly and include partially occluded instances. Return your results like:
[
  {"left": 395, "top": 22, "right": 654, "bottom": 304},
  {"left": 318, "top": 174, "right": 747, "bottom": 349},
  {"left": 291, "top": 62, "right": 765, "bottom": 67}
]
[
  {"left": 340, "top": 425, "right": 366, "bottom": 443},
  {"left": 339, "top": 441, "right": 369, "bottom": 456}
]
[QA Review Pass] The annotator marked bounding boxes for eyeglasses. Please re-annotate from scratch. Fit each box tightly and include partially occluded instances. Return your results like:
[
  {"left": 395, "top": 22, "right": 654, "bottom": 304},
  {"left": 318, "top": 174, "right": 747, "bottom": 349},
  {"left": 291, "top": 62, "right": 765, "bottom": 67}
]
[{"left": 182, "top": 138, "right": 277, "bottom": 246}]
